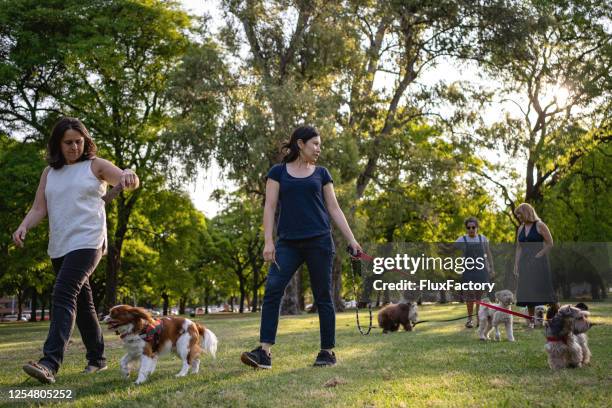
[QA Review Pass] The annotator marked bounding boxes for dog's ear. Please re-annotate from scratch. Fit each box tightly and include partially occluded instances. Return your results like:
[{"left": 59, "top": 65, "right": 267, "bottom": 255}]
[
  {"left": 575, "top": 302, "right": 588, "bottom": 311},
  {"left": 128, "top": 306, "right": 154, "bottom": 322},
  {"left": 546, "top": 315, "right": 564, "bottom": 336}
]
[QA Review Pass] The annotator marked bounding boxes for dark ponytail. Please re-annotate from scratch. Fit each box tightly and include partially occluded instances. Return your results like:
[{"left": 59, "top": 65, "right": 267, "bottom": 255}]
[{"left": 281, "top": 126, "right": 320, "bottom": 163}]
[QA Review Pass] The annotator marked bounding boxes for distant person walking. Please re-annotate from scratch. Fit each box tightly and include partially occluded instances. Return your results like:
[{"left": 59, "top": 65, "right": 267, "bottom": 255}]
[
  {"left": 240, "top": 125, "right": 361, "bottom": 369},
  {"left": 12, "top": 117, "right": 139, "bottom": 383},
  {"left": 513, "top": 203, "right": 557, "bottom": 328},
  {"left": 455, "top": 217, "right": 495, "bottom": 328}
]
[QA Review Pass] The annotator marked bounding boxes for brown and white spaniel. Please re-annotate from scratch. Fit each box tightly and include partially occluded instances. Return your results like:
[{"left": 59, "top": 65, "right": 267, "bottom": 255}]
[{"left": 104, "top": 305, "right": 218, "bottom": 384}]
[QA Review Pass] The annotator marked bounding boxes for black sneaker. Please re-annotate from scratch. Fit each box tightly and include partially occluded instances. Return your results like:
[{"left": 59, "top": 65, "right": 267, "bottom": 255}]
[
  {"left": 313, "top": 350, "right": 336, "bottom": 367},
  {"left": 23, "top": 361, "right": 56, "bottom": 384},
  {"left": 82, "top": 364, "right": 108, "bottom": 374},
  {"left": 240, "top": 346, "right": 271, "bottom": 369}
]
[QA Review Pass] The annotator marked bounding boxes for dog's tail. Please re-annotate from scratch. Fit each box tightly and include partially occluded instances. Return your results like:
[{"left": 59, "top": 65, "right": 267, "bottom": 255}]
[{"left": 197, "top": 324, "right": 218, "bottom": 359}]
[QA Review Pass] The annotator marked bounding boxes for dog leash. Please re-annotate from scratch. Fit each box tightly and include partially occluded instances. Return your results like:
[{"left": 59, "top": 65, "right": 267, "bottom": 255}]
[
  {"left": 412, "top": 313, "right": 477, "bottom": 326},
  {"left": 475, "top": 301, "right": 541, "bottom": 321},
  {"left": 102, "top": 183, "right": 124, "bottom": 204},
  {"left": 348, "top": 246, "right": 374, "bottom": 335},
  {"left": 347, "top": 247, "right": 480, "bottom": 331}
]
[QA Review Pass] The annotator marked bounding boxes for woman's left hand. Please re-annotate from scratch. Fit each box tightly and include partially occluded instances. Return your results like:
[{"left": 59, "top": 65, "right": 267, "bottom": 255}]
[{"left": 120, "top": 169, "right": 139, "bottom": 190}]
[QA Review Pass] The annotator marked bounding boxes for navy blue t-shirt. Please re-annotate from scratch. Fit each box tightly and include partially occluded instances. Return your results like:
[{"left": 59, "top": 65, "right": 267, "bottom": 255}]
[{"left": 266, "top": 163, "right": 333, "bottom": 240}]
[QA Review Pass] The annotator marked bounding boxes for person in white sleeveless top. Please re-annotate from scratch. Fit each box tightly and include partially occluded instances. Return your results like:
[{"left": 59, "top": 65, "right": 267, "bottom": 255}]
[{"left": 12, "top": 117, "right": 139, "bottom": 384}]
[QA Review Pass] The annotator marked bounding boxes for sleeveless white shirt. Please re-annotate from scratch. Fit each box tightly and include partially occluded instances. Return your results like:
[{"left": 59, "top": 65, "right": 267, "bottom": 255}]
[{"left": 45, "top": 160, "right": 107, "bottom": 258}]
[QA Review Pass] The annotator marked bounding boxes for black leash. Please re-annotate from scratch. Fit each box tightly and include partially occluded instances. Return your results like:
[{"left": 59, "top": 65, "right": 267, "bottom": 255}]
[
  {"left": 348, "top": 246, "right": 373, "bottom": 335},
  {"left": 413, "top": 313, "right": 476, "bottom": 326}
]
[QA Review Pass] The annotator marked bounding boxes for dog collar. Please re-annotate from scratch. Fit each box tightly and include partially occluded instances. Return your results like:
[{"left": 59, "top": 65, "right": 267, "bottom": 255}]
[{"left": 546, "top": 335, "right": 568, "bottom": 344}]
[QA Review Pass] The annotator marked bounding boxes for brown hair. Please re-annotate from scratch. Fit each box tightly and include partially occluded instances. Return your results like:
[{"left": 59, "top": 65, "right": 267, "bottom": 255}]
[
  {"left": 464, "top": 216, "right": 479, "bottom": 228},
  {"left": 47, "top": 117, "right": 97, "bottom": 169}
]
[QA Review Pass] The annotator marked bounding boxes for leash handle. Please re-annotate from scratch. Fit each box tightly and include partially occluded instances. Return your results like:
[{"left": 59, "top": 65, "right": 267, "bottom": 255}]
[
  {"left": 102, "top": 183, "right": 124, "bottom": 205},
  {"left": 347, "top": 245, "right": 374, "bottom": 261},
  {"left": 346, "top": 245, "right": 360, "bottom": 257}
]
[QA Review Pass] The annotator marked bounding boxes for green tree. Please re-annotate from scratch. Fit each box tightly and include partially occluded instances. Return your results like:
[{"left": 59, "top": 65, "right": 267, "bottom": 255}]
[
  {"left": 0, "top": 134, "right": 53, "bottom": 319},
  {"left": 0, "top": 0, "right": 226, "bottom": 311},
  {"left": 476, "top": 0, "right": 611, "bottom": 213},
  {"left": 210, "top": 194, "right": 265, "bottom": 313}
]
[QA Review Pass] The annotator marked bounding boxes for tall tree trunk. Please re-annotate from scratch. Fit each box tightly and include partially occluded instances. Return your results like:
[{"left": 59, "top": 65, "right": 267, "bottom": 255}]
[
  {"left": 103, "top": 194, "right": 135, "bottom": 313},
  {"left": 297, "top": 267, "right": 305, "bottom": 311},
  {"left": 17, "top": 289, "right": 23, "bottom": 321},
  {"left": 104, "top": 241, "right": 121, "bottom": 313},
  {"left": 40, "top": 295, "right": 46, "bottom": 321},
  {"left": 29, "top": 287, "right": 37, "bottom": 322},
  {"left": 332, "top": 245, "right": 345, "bottom": 312},
  {"left": 204, "top": 286, "right": 209, "bottom": 314},
  {"left": 239, "top": 279, "right": 246, "bottom": 313},
  {"left": 280, "top": 267, "right": 300, "bottom": 315},
  {"left": 48, "top": 291, "right": 53, "bottom": 321},
  {"left": 179, "top": 297, "right": 186, "bottom": 315},
  {"left": 252, "top": 264, "right": 260, "bottom": 312},
  {"left": 162, "top": 292, "right": 169, "bottom": 316},
  {"left": 525, "top": 156, "right": 535, "bottom": 203}
]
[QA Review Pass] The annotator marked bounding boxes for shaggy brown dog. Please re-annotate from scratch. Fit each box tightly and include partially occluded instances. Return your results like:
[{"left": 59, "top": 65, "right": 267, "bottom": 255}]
[
  {"left": 544, "top": 304, "right": 591, "bottom": 370},
  {"left": 377, "top": 302, "right": 418, "bottom": 333}
]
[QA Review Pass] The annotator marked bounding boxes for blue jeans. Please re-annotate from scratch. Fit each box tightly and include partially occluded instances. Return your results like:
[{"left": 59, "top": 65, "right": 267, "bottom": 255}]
[
  {"left": 260, "top": 233, "right": 336, "bottom": 349},
  {"left": 40, "top": 248, "right": 106, "bottom": 373}
]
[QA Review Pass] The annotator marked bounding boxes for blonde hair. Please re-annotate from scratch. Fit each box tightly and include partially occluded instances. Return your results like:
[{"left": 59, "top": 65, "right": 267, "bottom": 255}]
[{"left": 514, "top": 203, "right": 540, "bottom": 223}]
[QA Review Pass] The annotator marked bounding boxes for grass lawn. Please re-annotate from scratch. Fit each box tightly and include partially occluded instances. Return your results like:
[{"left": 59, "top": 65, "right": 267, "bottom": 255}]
[{"left": 0, "top": 301, "right": 610, "bottom": 407}]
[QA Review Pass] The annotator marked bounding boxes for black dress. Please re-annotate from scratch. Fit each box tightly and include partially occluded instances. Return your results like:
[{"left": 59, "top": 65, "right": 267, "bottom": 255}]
[{"left": 515, "top": 221, "right": 557, "bottom": 306}]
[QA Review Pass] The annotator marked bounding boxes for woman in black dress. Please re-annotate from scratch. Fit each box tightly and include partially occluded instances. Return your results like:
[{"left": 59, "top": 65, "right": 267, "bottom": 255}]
[{"left": 513, "top": 203, "right": 557, "bottom": 328}]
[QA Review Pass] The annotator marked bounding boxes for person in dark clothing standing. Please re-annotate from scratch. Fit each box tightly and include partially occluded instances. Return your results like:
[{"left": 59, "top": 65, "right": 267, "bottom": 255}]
[
  {"left": 455, "top": 217, "right": 495, "bottom": 328},
  {"left": 240, "top": 126, "right": 361, "bottom": 369},
  {"left": 513, "top": 203, "right": 557, "bottom": 328}
]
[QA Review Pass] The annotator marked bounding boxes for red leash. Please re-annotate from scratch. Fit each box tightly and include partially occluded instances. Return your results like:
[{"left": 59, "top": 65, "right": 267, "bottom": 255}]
[
  {"left": 476, "top": 301, "right": 534, "bottom": 321},
  {"left": 349, "top": 250, "right": 374, "bottom": 262},
  {"left": 349, "top": 249, "right": 539, "bottom": 324}
]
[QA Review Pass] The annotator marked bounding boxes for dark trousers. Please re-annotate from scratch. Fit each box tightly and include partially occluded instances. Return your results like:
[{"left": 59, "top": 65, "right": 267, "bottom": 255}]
[
  {"left": 40, "top": 248, "right": 105, "bottom": 373},
  {"left": 260, "top": 233, "right": 336, "bottom": 349}
]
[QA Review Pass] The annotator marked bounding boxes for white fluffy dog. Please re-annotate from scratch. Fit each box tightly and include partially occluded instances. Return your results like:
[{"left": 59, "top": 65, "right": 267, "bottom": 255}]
[{"left": 478, "top": 290, "right": 515, "bottom": 342}]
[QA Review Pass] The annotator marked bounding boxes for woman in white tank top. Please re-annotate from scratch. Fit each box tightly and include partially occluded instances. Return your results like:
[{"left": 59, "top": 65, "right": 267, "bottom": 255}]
[{"left": 12, "top": 117, "right": 139, "bottom": 384}]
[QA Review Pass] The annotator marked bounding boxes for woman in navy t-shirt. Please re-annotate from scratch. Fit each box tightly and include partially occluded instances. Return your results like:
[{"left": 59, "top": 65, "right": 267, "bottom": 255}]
[{"left": 240, "top": 126, "right": 362, "bottom": 369}]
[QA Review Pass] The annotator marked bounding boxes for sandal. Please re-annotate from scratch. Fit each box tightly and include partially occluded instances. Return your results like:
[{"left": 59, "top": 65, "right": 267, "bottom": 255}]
[{"left": 23, "top": 361, "right": 56, "bottom": 384}]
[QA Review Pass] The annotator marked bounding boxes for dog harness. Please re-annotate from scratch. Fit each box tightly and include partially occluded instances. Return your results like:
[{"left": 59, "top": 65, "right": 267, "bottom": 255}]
[
  {"left": 140, "top": 319, "right": 163, "bottom": 343},
  {"left": 546, "top": 335, "right": 568, "bottom": 344},
  {"left": 119, "top": 319, "right": 163, "bottom": 345}
]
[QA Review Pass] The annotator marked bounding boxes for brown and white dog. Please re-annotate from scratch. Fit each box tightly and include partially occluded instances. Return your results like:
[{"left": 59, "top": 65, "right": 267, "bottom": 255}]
[{"left": 104, "top": 305, "right": 218, "bottom": 384}]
